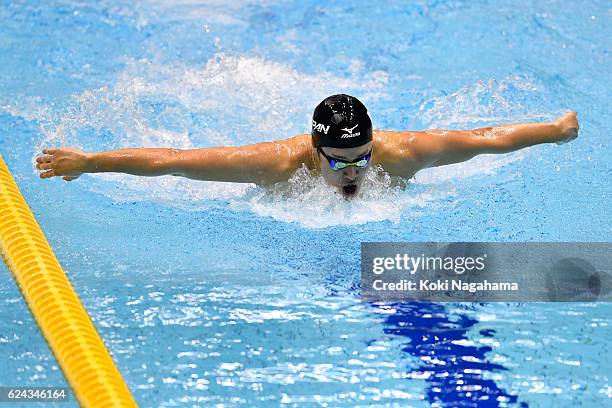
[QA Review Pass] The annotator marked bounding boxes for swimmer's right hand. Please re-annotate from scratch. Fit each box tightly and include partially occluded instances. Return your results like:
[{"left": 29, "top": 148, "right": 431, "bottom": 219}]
[
  {"left": 36, "top": 147, "right": 91, "bottom": 181},
  {"left": 554, "top": 111, "right": 579, "bottom": 145}
]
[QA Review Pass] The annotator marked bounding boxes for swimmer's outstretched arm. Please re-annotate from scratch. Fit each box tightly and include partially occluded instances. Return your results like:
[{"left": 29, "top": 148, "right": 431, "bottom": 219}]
[
  {"left": 405, "top": 111, "right": 579, "bottom": 170},
  {"left": 35, "top": 139, "right": 299, "bottom": 184}
]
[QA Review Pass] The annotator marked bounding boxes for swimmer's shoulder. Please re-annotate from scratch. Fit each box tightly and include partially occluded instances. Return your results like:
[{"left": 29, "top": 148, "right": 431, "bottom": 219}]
[
  {"left": 271, "top": 133, "right": 317, "bottom": 175},
  {"left": 372, "top": 129, "right": 422, "bottom": 178}
]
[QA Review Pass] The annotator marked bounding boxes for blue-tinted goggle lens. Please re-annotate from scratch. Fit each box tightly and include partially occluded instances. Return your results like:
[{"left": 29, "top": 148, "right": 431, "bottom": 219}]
[{"left": 319, "top": 149, "right": 372, "bottom": 171}]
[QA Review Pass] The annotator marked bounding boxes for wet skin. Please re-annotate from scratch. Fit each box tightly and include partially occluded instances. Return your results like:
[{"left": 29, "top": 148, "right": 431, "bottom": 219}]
[{"left": 35, "top": 112, "right": 579, "bottom": 197}]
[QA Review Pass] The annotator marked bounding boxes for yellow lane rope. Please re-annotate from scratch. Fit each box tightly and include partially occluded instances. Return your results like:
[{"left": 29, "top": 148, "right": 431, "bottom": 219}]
[{"left": 0, "top": 155, "right": 138, "bottom": 408}]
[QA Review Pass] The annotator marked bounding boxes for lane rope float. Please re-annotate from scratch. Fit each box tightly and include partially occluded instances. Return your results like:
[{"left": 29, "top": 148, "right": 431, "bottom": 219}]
[{"left": 0, "top": 155, "right": 138, "bottom": 407}]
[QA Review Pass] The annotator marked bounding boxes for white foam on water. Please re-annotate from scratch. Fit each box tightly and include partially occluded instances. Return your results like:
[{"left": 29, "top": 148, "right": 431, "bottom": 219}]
[
  {"left": 414, "top": 152, "right": 528, "bottom": 185},
  {"left": 32, "top": 53, "right": 389, "bottom": 211},
  {"left": 230, "top": 165, "right": 447, "bottom": 229},
  {"left": 413, "top": 76, "right": 552, "bottom": 185},
  {"left": 18, "top": 54, "right": 548, "bottom": 226},
  {"left": 1, "top": 96, "right": 54, "bottom": 123},
  {"left": 109, "top": 0, "right": 279, "bottom": 27},
  {"left": 419, "top": 76, "right": 552, "bottom": 129}
]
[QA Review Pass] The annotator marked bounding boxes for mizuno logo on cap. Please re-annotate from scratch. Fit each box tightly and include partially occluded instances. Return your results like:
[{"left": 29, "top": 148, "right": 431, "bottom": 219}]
[
  {"left": 341, "top": 124, "right": 358, "bottom": 134},
  {"left": 341, "top": 123, "right": 360, "bottom": 138}
]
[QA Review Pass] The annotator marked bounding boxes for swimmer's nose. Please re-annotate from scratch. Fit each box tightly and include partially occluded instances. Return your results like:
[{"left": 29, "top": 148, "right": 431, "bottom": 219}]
[{"left": 343, "top": 166, "right": 358, "bottom": 181}]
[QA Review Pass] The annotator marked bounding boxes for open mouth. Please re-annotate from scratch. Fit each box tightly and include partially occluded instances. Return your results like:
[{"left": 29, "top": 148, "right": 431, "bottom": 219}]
[{"left": 342, "top": 184, "right": 358, "bottom": 197}]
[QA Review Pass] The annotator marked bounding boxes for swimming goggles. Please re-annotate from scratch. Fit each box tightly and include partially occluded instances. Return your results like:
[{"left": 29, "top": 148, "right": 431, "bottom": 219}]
[{"left": 318, "top": 148, "right": 372, "bottom": 171}]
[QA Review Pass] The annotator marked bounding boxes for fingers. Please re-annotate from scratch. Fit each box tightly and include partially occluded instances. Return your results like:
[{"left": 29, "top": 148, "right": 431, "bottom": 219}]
[
  {"left": 36, "top": 155, "right": 53, "bottom": 164},
  {"left": 37, "top": 150, "right": 57, "bottom": 178},
  {"left": 556, "top": 111, "right": 579, "bottom": 129},
  {"left": 37, "top": 150, "right": 56, "bottom": 174},
  {"left": 555, "top": 111, "right": 579, "bottom": 145},
  {"left": 573, "top": 112, "right": 579, "bottom": 130},
  {"left": 558, "top": 111, "right": 576, "bottom": 119},
  {"left": 567, "top": 112, "right": 579, "bottom": 131},
  {"left": 36, "top": 162, "right": 53, "bottom": 170},
  {"left": 39, "top": 170, "right": 80, "bottom": 181}
]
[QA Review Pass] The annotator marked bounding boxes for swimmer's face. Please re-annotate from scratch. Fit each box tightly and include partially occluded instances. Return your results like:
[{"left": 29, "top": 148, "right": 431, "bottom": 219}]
[{"left": 317, "top": 142, "right": 372, "bottom": 198}]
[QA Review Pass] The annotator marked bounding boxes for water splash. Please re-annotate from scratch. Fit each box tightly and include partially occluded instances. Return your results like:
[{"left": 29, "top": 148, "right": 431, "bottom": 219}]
[
  {"left": 413, "top": 76, "right": 552, "bottom": 185},
  {"left": 116, "top": 0, "right": 280, "bottom": 28},
  {"left": 230, "top": 165, "right": 444, "bottom": 229},
  {"left": 419, "top": 76, "right": 553, "bottom": 129},
  {"left": 31, "top": 53, "right": 389, "bottom": 210},
  {"left": 17, "top": 57, "right": 551, "bottom": 227}
]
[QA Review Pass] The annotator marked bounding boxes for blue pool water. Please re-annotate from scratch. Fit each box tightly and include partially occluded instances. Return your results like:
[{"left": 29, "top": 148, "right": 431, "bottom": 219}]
[{"left": 1, "top": 0, "right": 611, "bottom": 406}]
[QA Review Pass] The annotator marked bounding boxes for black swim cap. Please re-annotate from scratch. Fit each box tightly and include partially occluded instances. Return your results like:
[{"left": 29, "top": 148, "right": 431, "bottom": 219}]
[{"left": 311, "top": 94, "right": 372, "bottom": 149}]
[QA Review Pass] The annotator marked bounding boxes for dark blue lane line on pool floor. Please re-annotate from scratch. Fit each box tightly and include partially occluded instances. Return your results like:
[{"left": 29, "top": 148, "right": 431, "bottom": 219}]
[{"left": 380, "top": 302, "right": 527, "bottom": 407}]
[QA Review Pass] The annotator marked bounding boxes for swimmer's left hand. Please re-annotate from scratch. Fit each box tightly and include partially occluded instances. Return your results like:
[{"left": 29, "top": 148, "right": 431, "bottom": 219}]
[
  {"left": 554, "top": 111, "right": 579, "bottom": 145},
  {"left": 36, "top": 147, "right": 88, "bottom": 181}
]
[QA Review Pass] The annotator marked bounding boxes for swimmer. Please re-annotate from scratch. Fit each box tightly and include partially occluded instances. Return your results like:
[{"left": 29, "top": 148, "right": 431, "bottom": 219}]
[{"left": 36, "top": 94, "right": 579, "bottom": 198}]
